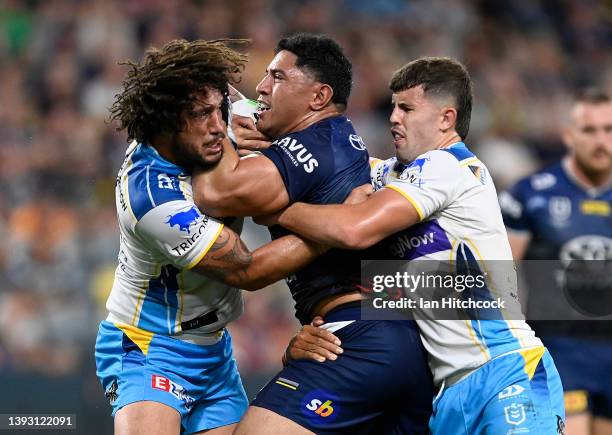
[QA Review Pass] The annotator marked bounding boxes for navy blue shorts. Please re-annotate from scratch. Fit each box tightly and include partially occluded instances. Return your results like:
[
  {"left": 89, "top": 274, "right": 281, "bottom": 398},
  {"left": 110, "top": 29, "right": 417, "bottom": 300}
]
[
  {"left": 252, "top": 305, "right": 434, "bottom": 434},
  {"left": 544, "top": 336, "right": 612, "bottom": 418}
]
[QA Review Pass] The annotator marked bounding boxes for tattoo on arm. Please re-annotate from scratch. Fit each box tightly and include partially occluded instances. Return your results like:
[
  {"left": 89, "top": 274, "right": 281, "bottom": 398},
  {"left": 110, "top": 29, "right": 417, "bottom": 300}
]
[{"left": 196, "top": 228, "right": 253, "bottom": 285}]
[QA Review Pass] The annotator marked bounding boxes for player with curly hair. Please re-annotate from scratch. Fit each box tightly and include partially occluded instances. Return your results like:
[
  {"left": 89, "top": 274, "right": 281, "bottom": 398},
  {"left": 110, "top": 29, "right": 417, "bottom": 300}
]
[{"left": 96, "top": 39, "right": 340, "bottom": 435}]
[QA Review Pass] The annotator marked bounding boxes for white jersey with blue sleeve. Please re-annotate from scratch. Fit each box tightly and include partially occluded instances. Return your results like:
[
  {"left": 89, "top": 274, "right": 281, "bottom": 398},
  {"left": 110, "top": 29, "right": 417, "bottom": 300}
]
[
  {"left": 371, "top": 142, "right": 542, "bottom": 385},
  {"left": 105, "top": 142, "right": 243, "bottom": 338}
]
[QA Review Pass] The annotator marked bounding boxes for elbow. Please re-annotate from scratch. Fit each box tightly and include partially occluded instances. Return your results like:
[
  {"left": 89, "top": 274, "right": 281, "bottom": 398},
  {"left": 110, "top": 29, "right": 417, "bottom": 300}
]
[{"left": 340, "top": 224, "right": 372, "bottom": 250}]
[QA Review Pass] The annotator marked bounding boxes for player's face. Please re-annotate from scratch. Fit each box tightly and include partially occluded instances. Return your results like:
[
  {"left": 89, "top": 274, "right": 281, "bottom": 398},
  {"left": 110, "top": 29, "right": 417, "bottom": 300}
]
[
  {"left": 255, "top": 50, "right": 317, "bottom": 138},
  {"left": 174, "top": 88, "right": 226, "bottom": 170},
  {"left": 390, "top": 86, "right": 445, "bottom": 163},
  {"left": 565, "top": 102, "right": 612, "bottom": 177}
]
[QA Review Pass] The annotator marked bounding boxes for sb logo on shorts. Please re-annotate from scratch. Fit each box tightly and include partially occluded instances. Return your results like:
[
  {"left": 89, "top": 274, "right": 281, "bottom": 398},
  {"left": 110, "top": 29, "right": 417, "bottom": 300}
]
[{"left": 302, "top": 389, "right": 339, "bottom": 424}]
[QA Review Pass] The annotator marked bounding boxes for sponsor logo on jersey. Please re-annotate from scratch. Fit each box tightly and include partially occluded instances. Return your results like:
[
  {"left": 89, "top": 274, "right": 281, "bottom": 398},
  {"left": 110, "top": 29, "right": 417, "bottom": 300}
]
[
  {"left": 504, "top": 403, "right": 527, "bottom": 426},
  {"left": 302, "top": 389, "right": 339, "bottom": 423},
  {"left": 274, "top": 136, "right": 319, "bottom": 173},
  {"left": 349, "top": 134, "right": 367, "bottom": 151},
  {"left": 171, "top": 215, "right": 211, "bottom": 256},
  {"left": 580, "top": 200, "right": 610, "bottom": 216},
  {"left": 372, "top": 160, "right": 392, "bottom": 190},
  {"left": 166, "top": 206, "right": 201, "bottom": 233},
  {"left": 559, "top": 236, "right": 612, "bottom": 316},
  {"left": 399, "top": 157, "right": 429, "bottom": 187},
  {"left": 499, "top": 192, "right": 523, "bottom": 220},
  {"left": 499, "top": 384, "right": 526, "bottom": 400},
  {"left": 158, "top": 173, "right": 177, "bottom": 189},
  {"left": 531, "top": 173, "right": 556, "bottom": 190},
  {"left": 151, "top": 375, "right": 195, "bottom": 410}
]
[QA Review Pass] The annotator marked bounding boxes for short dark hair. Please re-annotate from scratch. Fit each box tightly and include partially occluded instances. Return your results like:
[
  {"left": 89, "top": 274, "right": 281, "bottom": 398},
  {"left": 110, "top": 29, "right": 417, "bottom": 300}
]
[
  {"left": 110, "top": 39, "right": 248, "bottom": 143},
  {"left": 390, "top": 57, "right": 473, "bottom": 140},
  {"left": 575, "top": 87, "right": 610, "bottom": 105},
  {"left": 275, "top": 33, "right": 352, "bottom": 108}
]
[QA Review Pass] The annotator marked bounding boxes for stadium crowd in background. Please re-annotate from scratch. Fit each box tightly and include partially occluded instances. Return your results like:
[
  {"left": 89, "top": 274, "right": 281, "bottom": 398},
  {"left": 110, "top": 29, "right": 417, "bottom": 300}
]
[{"left": 1, "top": 0, "right": 612, "bottom": 431}]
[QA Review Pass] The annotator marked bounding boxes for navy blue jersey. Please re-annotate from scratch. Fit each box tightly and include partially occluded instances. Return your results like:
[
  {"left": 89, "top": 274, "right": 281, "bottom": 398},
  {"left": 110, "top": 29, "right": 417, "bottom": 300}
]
[
  {"left": 500, "top": 161, "right": 612, "bottom": 335},
  {"left": 261, "top": 115, "right": 370, "bottom": 324}
]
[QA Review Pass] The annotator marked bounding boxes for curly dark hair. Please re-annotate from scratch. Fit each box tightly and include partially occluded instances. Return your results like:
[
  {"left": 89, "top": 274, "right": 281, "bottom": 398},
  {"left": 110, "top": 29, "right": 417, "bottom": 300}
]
[
  {"left": 276, "top": 33, "right": 352, "bottom": 108},
  {"left": 110, "top": 39, "right": 248, "bottom": 143},
  {"left": 390, "top": 57, "right": 473, "bottom": 140}
]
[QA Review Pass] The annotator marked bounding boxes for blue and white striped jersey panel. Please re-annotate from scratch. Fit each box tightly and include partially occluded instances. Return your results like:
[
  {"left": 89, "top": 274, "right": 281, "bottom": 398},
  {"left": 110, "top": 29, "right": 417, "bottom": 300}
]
[
  {"left": 106, "top": 143, "right": 243, "bottom": 336},
  {"left": 371, "top": 143, "right": 541, "bottom": 386}
]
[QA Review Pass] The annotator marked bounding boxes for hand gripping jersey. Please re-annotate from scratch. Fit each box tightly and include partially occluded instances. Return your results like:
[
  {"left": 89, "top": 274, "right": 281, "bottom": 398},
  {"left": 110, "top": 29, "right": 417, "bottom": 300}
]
[
  {"left": 105, "top": 142, "right": 243, "bottom": 337},
  {"left": 500, "top": 160, "right": 612, "bottom": 335},
  {"left": 370, "top": 142, "right": 542, "bottom": 385},
  {"left": 261, "top": 115, "right": 370, "bottom": 324}
]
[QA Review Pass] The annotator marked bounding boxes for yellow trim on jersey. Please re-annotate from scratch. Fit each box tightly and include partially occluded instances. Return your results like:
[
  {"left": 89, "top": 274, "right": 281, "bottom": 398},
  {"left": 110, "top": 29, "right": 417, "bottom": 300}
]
[
  {"left": 519, "top": 346, "right": 545, "bottom": 380},
  {"left": 459, "top": 157, "right": 480, "bottom": 167},
  {"left": 131, "top": 264, "right": 160, "bottom": 326},
  {"left": 385, "top": 184, "right": 425, "bottom": 221},
  {"left": 464, "top": 319, "right": 490, "bottom": 360},
  {"left": 185, "top": 223, "right": 225, "bottom": 270},
  {"left": 275, "top": 380, "right": 298, "bottom": 390},
  {"left": 115, "top": 322, "right": 155, "bottom": 355},
  {"left": 369, "top": 157, "right": 383, "bottom": 170}
]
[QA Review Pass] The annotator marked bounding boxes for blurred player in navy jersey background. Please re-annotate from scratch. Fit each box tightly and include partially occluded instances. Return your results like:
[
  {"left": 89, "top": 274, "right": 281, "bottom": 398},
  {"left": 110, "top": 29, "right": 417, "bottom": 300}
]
[{"left": 501, "top": 89, "right": 612, "bottom": 435}]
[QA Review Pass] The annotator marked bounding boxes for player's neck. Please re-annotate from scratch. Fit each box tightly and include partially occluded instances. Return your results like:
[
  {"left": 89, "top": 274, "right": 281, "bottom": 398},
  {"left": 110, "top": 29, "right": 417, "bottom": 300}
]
[
  {"left": 150, "top": 136, "right": 182, "bottom": 168},
  {"left": 435, "top": 132, "right": 462, "bottom": 150},
  {"left": 286, "top": 106, "right": 342, "bottom": 135},
  {"left": 565, "top": 156, "right": 612, "bottom": 189}
]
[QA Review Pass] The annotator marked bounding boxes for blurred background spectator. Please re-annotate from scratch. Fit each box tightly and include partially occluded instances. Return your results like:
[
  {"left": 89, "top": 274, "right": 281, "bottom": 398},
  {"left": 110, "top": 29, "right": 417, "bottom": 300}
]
[{"left": 1, "top": 0, "right": 611, "bottom": 432}]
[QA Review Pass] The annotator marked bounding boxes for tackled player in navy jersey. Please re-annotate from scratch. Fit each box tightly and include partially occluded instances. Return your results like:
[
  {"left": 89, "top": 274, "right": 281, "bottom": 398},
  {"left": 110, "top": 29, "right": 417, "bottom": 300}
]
[
  {"left": 192, "top": 33, "right": 433, "bottom": 435},
  {"left": 500, "top": 88, "right": 612, "bottom": 435}
]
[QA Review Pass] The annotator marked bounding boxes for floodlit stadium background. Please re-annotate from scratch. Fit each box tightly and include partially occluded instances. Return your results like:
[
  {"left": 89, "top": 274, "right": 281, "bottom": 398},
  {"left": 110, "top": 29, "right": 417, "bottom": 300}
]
[{"left": 1, "top": 0, "right": 611, "bottom": 432}]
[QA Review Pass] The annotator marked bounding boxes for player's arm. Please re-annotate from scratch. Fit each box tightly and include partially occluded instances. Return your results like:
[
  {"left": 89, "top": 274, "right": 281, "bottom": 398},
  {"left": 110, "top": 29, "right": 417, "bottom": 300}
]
[
  {"left": 192, "top": 225, "right": 326, "bottom": 290},
  {"left": 191, "top": 138, "right": 289, "bottom": 217},
  {"left": 275, "top": 187, "right": 420, "bottom": 250},
  {"left": 498, "top": 190, "right": 532, "bottom": 261},
  {"left": 507, "top": 232, "right": 531, "bottom": 260}
]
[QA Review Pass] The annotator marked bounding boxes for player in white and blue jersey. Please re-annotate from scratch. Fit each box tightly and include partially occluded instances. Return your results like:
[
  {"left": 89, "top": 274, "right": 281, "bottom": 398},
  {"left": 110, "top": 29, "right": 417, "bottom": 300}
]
[
  {"left": 193, "top": 34, "right": 434, "bottom": 434},
  {"left": 271, "top": 57, "right": 566, "bottom": 434},
  {"left": 96, "top": 39, "right": 339, "bottom": 435},
  {"left": 500, "top": 89, "right": 612, "bottom": 435}
]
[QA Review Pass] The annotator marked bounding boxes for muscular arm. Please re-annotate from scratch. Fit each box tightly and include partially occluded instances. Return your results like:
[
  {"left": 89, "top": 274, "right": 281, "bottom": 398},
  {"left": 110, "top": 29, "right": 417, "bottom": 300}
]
[
  {"left": 192, "top": 139, "right": 289, "bottom": 217},
  {"left": 277, "top": 187, "right": 420, "bottom": 250},
  {"left": 192, "top": 226, "right": 324, "bottom": 290}
]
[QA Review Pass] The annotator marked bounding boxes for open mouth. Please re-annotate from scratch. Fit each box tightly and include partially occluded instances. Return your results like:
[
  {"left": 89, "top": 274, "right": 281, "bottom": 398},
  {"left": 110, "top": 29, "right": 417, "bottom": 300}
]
[
  {"left": 391, "top": 129, "right": 405, "bottom": 141},
  {"left": 257, "top": 100, "right": 271, "bottom": 117}
]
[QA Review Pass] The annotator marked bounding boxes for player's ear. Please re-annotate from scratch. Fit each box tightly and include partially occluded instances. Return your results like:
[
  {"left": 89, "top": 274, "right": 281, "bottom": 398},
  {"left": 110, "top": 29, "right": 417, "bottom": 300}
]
[
  {"left": 310, "top": 83, "right": 334, "bottom": 111},
  {"left": 560, "top": 126, "right": 574, "bottom": 152},
  {"left": 439, "top": 106, "right": 458, "bottom": 133}
]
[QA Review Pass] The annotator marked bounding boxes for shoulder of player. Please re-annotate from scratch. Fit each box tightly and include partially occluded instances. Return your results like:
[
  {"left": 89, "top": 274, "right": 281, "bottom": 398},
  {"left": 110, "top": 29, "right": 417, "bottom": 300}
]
[
  {"left": 510, "top": 162, "right": 563, "bottom": 195},
  {"left": 125, "top": 161, "right": 189, "bottom": 221},
  {"left": 409, "top": 148, "right": 467, "bottom": 174}
]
